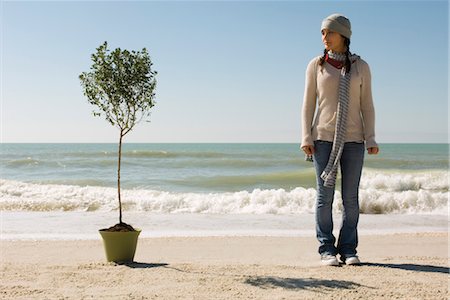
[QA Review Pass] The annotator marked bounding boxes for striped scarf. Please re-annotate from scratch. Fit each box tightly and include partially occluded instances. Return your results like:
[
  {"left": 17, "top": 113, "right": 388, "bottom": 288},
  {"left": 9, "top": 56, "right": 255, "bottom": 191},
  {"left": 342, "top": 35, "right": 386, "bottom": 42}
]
[{"left": 320, "top": 50, "right": 356, "bottom": 188}]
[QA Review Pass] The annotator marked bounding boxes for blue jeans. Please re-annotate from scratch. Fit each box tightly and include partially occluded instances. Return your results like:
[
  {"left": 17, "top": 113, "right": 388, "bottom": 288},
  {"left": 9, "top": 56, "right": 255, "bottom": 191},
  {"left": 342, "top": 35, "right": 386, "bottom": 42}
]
[{"left": 313, "top": 140, "right": 365, "bottom": 257}]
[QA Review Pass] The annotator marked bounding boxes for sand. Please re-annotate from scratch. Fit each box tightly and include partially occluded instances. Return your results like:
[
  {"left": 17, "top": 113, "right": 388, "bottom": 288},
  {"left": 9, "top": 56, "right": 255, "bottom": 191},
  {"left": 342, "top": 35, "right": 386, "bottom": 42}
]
[{"left": 1, "top": 233, "right": 448, "bottom": 299}]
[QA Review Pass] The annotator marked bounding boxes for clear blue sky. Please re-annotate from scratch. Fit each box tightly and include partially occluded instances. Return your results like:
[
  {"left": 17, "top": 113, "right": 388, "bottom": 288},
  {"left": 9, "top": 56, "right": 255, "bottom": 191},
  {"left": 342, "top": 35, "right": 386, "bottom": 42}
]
[{"left": 1, "top": 0, "right": 448, "bottom": 143}]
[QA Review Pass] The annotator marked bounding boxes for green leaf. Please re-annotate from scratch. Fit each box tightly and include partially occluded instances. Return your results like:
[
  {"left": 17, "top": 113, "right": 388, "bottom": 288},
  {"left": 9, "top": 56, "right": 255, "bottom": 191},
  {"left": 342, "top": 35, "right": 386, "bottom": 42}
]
[{"left": 79, "top": 41, "right": 157, "bottom": 131}]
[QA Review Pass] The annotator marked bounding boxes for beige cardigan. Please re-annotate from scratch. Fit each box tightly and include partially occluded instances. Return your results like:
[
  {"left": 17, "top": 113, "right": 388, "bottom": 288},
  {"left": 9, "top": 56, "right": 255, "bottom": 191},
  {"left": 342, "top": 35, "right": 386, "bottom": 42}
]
[{"left": 301, "top": 55, "right": 378, "bottom": 149}]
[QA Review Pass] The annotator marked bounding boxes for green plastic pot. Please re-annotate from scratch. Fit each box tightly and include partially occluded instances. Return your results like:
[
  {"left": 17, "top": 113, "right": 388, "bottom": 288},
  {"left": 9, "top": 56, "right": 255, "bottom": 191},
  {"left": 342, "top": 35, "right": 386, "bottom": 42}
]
[{"left": 99, "top": 229, "right": 141, "bottom": 262}]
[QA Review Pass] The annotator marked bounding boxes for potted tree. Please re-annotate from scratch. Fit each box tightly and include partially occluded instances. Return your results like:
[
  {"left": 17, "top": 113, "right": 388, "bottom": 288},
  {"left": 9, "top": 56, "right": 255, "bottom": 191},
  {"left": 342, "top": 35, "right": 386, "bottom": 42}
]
[{"left": 79, "top": 41, "right": 157, "bottom": 262}]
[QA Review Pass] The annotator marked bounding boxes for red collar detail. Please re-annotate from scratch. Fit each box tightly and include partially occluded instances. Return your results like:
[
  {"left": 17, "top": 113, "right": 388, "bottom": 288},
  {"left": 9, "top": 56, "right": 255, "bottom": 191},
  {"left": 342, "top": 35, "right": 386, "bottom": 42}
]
[{"left": 325, "top": 53, "right": 345, "bottom": 69}]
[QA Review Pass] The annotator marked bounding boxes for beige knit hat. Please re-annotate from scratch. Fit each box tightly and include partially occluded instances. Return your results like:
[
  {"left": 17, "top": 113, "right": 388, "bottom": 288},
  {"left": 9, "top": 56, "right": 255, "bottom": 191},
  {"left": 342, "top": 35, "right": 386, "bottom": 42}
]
[{"left": 321, "top": 14, "right": 352, "bottom": 39}]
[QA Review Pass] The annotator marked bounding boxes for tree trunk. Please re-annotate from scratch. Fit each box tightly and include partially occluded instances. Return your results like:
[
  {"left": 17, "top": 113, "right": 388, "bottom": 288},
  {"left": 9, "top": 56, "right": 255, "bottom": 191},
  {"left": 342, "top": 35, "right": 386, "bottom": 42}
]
[{"left": 118, "top": 130, "right": 124, "bottom": 224}]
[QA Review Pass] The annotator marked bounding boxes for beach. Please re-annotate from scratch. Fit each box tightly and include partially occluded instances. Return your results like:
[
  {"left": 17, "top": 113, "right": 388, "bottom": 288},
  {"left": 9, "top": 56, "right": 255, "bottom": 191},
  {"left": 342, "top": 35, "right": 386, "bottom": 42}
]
[
  {"left": 1, "top": 233, "right": 448, "bottom": 299},
  {"left": 1, "top": 143, "right": 448, "bottom": 299}
]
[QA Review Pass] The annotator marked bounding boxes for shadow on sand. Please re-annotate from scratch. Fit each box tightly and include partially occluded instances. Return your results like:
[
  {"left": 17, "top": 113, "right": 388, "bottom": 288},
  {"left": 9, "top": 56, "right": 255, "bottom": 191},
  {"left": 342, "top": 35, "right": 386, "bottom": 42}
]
[
  {"left": 116, "top": 262, "right": 169, "bottom": 269},
  {"left": 244, "top": 276, "right": 363, "bottom": 291},
  {"left": 362, "top": 263, "right": 449, "bottom": 274}
]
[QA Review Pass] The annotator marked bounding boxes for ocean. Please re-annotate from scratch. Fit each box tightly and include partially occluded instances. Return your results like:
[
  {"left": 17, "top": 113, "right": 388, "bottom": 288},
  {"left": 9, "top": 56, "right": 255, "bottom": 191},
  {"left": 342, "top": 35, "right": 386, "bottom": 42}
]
[{"left": 1, "top": 143, "right": 448, "bottom": 239}]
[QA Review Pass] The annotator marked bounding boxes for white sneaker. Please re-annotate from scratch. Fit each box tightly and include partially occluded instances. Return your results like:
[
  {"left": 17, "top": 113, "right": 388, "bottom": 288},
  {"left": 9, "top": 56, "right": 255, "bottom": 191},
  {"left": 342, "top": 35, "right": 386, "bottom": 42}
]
[
  {"left": 344, "top": 256, "right": 361, "bottom": 265},
  {"left": 321, "top": 255, "right": 339, "bottom": 266}
]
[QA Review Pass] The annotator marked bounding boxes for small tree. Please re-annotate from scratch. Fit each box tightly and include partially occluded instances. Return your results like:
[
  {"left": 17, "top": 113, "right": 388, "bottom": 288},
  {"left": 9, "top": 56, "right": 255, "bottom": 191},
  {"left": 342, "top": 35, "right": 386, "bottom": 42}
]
[{"left": 79, "top": 41, "right": 157, "bottom": 229}]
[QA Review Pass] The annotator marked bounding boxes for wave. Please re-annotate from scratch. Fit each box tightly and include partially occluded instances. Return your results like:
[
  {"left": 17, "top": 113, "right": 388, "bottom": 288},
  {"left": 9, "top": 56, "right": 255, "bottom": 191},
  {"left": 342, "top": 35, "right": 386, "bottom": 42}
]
[
  {"left": 6, "top": 157, "right": 42, "bottom": 167},
  {"left": 161, "top": 169, "right": 448, "bottom": 192},
  {"left": 364, "top": 158, "right": 449, "bottom": 170},
  {"left": 360, "top": 169, "right": 448, "bottom": 192},
  {"left": 54, "top": 149, "right": 271, "bottom": 160},
  {"left": 4, "top": 157, "right": 148, "bottom": 170},
  {"left": 168, "top": 169, "right": 317, "bottom": 190},
  {"left": 1, "top": 172, "right": 447, "bottom": 214}
]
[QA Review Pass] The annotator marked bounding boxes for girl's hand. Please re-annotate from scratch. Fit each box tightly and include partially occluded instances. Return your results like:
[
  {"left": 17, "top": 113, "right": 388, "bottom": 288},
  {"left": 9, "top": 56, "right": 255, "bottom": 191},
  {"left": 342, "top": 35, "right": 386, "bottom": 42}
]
[
  {"left": 367, "top": 147, "right": 379, "bottom": 155},
  {"left": 301, "top": 145, "right": 315, "bottom": 155}
]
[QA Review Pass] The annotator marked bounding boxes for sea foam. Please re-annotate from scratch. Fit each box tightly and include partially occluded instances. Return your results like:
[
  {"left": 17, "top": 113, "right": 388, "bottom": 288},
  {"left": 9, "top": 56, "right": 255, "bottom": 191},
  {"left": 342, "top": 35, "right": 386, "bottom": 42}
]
[{"left": 1, "top": 169, "right": 448, "bottom": 214}]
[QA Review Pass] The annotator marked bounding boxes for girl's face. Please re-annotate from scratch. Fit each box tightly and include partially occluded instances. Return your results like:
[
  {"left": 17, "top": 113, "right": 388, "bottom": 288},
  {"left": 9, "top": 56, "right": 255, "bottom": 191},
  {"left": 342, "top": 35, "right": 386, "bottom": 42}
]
[{"left": 321, "top": 29, "right": 346, "bottom": 53}]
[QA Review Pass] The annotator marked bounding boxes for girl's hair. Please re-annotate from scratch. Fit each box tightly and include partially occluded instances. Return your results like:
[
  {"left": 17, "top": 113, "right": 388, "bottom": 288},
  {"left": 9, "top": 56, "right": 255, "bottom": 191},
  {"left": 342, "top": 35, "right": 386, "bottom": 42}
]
[{"left": 319, "top": 36, "right": 352, "bottom": 73}]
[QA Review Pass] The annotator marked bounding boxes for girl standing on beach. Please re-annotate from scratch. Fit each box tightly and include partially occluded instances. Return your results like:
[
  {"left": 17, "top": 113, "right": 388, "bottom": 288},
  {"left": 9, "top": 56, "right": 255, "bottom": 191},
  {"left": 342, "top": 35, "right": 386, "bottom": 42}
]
[{"left": 301, "top": 13, "right": 379, "bottom": 266}]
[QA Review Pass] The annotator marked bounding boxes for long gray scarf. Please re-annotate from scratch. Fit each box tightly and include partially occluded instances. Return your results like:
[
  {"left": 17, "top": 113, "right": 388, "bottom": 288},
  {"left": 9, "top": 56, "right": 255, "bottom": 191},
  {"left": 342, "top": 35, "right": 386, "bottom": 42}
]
[{"left": 320, "top": 50, "right": 357, "bottom": 188}]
